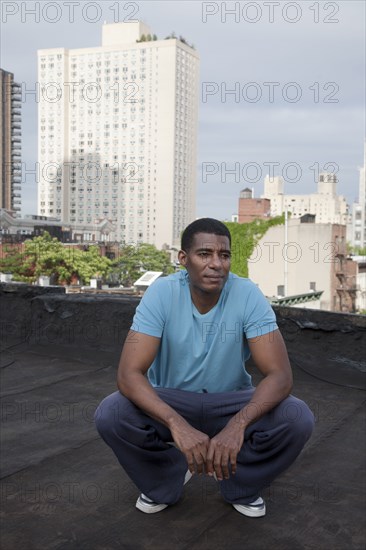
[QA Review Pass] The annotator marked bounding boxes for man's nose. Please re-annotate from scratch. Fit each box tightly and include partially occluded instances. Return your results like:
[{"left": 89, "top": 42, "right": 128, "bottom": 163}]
[{"left": 208, "top": 253, "right": 222, "bottom": 268}]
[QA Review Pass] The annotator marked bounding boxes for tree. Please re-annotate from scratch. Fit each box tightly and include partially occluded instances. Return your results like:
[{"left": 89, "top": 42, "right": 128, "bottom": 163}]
[
  {"left": 112, "top": 243, "right": 174, "bottom": 287},
  {"left": 0, "top": 233, "right": 112, "bottom": 285},
  {"left": 0, "top": 243, "right": 32, "bottom": 279},
  {"left": 64, "top": 246, "right": 112, "bottom": 285},
  {"left": 0, "top": 233, "right": 66, "bottom": 283},
  {"left": 347, "top": 244, "right": 366, "bottom": 256}
]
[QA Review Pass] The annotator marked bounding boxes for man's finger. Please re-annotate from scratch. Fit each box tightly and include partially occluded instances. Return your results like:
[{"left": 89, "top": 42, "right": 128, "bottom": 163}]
[
  {"left": 220, "top": 454, "right": 230, "bottom": 480},
  {"left": 205, "top": 446, "right": 214, "bottom": 475},
  {"left": 230, "top": 450, "right": 237, "bottom": 475},
  {"left": 194, "top": 452, "right": 205, "bottom": 475},
  {"left": 214, "top": 458, "right": 224, "bottom": 481},
  {"left": 186, "top": 452, "right": 196, "bottom": 474}
]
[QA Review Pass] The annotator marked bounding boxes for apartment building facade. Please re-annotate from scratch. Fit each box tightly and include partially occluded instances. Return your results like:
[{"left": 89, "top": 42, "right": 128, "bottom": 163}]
[
  {"left": 238, "top": 187, "right": 271, "bottom": 223},
  {"left": 248, "top": 218, "right": 358, "bottom": 312},
  {"left": 262, "top": 173, "right": 348, "bottom": 225},
  {"left": 37, "top": 22, "right": 199, "bottom": 248},
  {"left": 0, "top": 69, "right": 22, "bottom": 213},
  {"left": 349, "top": 144, "right": 366, "bottom": 250}
]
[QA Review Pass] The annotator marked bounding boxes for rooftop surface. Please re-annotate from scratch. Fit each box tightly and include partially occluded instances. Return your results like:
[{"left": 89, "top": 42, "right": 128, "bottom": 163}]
[{"left": 1, "top": 285, "right": 365, "bottom": 549}]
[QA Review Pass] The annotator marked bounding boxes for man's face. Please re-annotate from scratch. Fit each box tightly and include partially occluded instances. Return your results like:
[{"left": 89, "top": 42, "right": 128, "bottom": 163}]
[{"left": 178, "top": 232, "right": 231, "bottom": 295}]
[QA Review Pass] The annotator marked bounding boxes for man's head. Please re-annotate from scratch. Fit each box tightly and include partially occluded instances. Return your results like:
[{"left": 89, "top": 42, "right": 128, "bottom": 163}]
[
  {"left": 179, "top": 218, "right": 232, "bottom": 297},
  {"left": 181, "top": 218, "right": 231, "bottom": 252}
]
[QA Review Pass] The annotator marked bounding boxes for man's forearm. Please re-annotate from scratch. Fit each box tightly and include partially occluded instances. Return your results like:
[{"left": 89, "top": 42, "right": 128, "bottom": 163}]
[{"left": 231, "top": 373, "right": 292, "bottom": 430}]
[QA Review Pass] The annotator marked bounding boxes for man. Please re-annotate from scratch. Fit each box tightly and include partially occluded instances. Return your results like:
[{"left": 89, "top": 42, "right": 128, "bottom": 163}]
[{"left": 95, "top": 218, "right": 314, "bottom": 517}]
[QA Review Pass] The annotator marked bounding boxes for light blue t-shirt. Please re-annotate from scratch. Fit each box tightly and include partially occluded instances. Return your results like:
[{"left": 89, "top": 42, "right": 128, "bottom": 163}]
[{"left": 131, "top": 270, "right": 278, "bottom": 393}]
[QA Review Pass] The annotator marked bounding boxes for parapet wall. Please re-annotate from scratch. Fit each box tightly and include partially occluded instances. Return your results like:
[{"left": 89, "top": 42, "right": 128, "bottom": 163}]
[
  {"left": 0, "top": 283, "right": 139, "bottom": 351},
  {"left": 1, "top": 283, "right": 365, "bottom": 355}
]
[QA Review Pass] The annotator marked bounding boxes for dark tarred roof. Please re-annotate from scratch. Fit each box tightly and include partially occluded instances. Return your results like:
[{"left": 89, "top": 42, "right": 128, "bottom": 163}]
[{"left": 1, "top": 285, "right": 365, "bottom": 549}]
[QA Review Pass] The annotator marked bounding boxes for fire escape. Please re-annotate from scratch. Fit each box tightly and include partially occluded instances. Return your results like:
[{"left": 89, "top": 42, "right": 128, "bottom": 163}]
[{"left": 335, "top": 253, "right": 358, "bottom": 313}]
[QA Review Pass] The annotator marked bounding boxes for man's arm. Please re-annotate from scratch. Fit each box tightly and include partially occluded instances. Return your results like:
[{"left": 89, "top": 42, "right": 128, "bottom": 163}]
[
  {"left": 233, "top": 328, "right": 293, "bottom": 426},
  {"left": 117, "top": 330, "right": 210, "bottom": 474},
  {"left": 205, "top": 329, "right": 293, "bottom": 480}
]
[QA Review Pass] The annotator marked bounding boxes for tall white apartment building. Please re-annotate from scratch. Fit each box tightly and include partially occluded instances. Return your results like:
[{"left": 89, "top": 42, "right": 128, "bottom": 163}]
[
  {"left": 262, "top": 173, "right": 348, "bottom": 224},
  {"left": 37, "top": 22, "right": 199, "bottom": 248}
]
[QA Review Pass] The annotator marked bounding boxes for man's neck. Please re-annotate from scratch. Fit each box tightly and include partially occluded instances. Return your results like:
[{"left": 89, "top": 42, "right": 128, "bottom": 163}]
[{"left": 190, "top": 289, "right": 221, "bottom": 314}]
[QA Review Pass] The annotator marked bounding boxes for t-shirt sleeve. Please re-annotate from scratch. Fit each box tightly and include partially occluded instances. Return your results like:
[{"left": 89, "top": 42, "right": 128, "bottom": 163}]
[
  {"left": 130, "top": 278, "right": 168, "bottom": 338},
  {"left": 243, "top": 281, "right": 278, "bottom": 339}
]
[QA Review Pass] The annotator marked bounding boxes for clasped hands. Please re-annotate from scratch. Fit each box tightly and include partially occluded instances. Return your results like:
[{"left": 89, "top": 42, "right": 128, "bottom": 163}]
[{"left": 170, "top": 418, "right": 245, "bottom": 481}]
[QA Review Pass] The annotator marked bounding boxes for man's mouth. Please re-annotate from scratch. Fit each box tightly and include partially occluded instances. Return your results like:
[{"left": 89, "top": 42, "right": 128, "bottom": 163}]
[{"left": 204, "top": 275, "right": 223, "bottom": 280}]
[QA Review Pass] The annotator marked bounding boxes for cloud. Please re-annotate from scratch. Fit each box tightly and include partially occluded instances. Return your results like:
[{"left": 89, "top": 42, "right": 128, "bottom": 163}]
[{"left": 1, "top": 0, "right": 364, "bottom": 219}]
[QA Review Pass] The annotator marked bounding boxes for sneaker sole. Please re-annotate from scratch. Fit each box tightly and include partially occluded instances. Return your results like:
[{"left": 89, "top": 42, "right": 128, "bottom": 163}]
[
  {"left": 135, "top": 499, "right": 168, "bottom": 514},
  {"left": 232, "top": 502, "right": 266, "bottom": 518}
]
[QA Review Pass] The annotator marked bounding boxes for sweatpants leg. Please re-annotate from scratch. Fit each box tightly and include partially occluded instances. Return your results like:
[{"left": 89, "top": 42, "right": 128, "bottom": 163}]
[
  {"left": 94, "top": 388, "right": 205, "bottom": 505},
  {"left": 95, "top": 388, "right": 314, "bottom": 507},
  {"left": 201, "top": 389, "right": 315, "bottom": 504}
]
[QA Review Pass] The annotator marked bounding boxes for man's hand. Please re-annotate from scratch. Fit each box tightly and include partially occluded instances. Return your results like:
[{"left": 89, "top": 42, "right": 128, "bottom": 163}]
[
  {"left": 206, "top": 420, "right": 245, "bottom": 481},
  {"left": 169, "top": 418, "right": 210, "bottom": 475}
]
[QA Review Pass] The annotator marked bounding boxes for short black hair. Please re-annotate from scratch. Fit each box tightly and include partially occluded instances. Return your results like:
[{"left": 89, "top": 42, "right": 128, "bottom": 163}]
[{"left": 181, "top": 218, "right": 231, "bottom": 251}]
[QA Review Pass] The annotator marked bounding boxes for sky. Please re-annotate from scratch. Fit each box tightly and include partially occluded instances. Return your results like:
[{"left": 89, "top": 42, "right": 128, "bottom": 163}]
[{"left": 1, "top": 0, "right": 365, "bottom": 220}]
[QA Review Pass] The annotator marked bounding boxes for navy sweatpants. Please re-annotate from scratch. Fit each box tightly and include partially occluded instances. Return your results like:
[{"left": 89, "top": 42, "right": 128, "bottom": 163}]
[{"left": 94, "top": 388, "right": 314, "bottom": 505}]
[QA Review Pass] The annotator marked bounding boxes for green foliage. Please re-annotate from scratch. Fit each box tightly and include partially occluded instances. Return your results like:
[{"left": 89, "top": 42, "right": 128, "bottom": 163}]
[
  {"left": 224, "top": 216, "right": 285, "bottom": 278},
  {"left": 137, "top": 34, "right": 158, "bottom": 43},
  {"left": 64, "top": 246, "right": 112, "bottom": 285},
  {"left": 0, "top": 244, "right": 30, "bottom": 279},
  {"left": 0, "top": 232, "right": 111, "bottom": 285},
  {"left": 136, "top": 34, "right": 158, "bottom": 44},
  {"left": 112, "top": 243, "right": 174, "bottom": 287},
  {"left": 164, "top": 32, "right": 195, "bottom": 49},
  {"left": 0, "top": 233, "right": 65, "bottom": 283},
  {"left": 347, "top": 243, "right": 366, "bottom": 256}
]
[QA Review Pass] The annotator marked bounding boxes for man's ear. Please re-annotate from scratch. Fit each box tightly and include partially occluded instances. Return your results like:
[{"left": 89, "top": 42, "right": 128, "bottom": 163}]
[{"left": 178, "top": 250, "right": 187, "bottom": 265}]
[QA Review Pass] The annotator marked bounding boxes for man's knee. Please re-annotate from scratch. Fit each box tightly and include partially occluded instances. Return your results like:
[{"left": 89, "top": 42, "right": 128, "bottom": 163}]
[
  {"left": 280, "top": 396, "right": 315, "bottom": 443},
  {"left": 94, "top": 391, "right": 128, "bottom": 438}
]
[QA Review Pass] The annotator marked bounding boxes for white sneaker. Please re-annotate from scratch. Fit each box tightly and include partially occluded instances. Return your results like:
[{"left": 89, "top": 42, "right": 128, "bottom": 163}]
[
  {"left": 135, "top": 493, "right": 168, "bottom": 514},
  {"left": 212, "top": 473, "right": 266, "bottom": 517},
  {"left": 136, "top": 470, "right": 193, "bottom": 514},
  {"left": 232, "top": 497, "right": 266, "bottom": 518}
]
